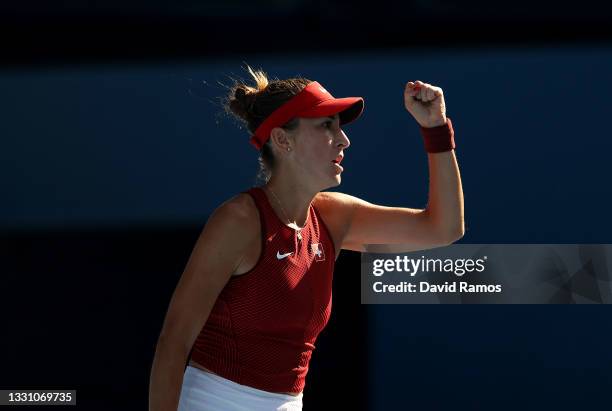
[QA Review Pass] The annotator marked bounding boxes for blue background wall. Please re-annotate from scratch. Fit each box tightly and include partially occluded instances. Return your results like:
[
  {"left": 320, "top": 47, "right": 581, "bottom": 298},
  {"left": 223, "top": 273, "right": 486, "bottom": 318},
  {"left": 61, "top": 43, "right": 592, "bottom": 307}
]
[{"left": 4, "top": 46, "right": 612, "bottom": 239}]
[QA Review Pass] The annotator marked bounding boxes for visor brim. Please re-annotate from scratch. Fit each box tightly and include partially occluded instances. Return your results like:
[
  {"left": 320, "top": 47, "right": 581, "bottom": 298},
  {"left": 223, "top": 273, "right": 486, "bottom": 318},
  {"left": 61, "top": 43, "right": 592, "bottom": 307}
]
[{"left": 298, "top": 97, "right": 364, "bottom": 125}]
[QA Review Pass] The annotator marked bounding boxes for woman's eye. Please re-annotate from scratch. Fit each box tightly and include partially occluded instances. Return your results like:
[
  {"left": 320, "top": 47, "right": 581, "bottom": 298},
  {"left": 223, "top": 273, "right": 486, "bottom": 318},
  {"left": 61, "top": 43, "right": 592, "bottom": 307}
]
[{"left": 323, "top": 122, "right": 332, "bottom": 128}]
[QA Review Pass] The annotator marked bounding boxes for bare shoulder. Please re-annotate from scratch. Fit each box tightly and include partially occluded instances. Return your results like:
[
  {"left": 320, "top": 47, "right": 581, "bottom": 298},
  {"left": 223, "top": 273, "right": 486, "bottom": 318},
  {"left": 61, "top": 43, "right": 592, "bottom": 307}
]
[
  {"left": 211, "top": 193, "right": 259, "bottom": 233},
  {"left": 217, "top": 192, "right": 258, "bottom": 219},
  {"left": 314, "top": 191, "right": 366, "bottom": 214},
  {"left": 190, "top": 193, "right": 259, "bottom": 264},
  {"left": 314, "top": 191, "right": 349, "bottom": 206}
]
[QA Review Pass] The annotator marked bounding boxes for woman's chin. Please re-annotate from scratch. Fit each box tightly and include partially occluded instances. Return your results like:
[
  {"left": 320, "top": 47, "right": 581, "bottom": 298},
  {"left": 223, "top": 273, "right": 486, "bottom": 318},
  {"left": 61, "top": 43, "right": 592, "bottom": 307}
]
[
  {"left": 330, "top": 174, "right": 342, "bottom": 187},
  {"left": 317, "top": 176, "right": 341, "bottom": 192}
]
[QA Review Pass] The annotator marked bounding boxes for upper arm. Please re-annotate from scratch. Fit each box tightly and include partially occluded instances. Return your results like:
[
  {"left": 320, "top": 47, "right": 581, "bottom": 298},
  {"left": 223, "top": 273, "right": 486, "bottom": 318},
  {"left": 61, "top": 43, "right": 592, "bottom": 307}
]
[
  {"left": 315, "top": 192, "right": 460, "bottom": 254},
  {"left": 156, "top": 194, "right": 258, "bottom": 354}
]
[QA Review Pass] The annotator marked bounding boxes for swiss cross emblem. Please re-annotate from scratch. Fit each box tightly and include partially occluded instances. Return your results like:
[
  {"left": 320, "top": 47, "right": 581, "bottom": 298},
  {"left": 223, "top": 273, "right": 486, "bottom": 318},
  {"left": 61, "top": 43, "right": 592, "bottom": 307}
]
[{"left": 311, "top": 243, "right": 326, "bottom": 262}]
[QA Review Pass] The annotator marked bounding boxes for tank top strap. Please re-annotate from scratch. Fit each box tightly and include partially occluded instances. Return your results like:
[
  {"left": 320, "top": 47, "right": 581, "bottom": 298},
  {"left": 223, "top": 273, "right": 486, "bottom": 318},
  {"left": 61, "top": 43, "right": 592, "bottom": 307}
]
[{"left": 242, "top": 186, "right": 284, "bottom": 236}]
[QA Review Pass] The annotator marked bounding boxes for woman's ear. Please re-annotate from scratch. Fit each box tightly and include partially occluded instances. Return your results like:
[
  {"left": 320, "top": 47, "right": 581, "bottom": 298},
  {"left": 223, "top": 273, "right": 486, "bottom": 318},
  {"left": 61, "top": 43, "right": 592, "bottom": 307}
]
[{"left": 269, "top": 127, "right": 293, "bottom": 153}]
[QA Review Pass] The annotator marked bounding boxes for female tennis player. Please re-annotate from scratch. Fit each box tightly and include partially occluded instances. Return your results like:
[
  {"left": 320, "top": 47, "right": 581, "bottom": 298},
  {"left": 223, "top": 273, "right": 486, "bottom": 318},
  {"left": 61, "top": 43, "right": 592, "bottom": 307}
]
[{"left": 148, "top": 66, "right": 464, "bottom": 411}]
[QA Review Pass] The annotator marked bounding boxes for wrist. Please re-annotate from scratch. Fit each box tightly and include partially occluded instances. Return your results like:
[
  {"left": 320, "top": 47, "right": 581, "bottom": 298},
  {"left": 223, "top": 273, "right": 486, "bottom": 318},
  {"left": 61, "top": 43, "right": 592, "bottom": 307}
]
[
  {"left": 422, "top": 117, "right": 447, "bottom": 128},
  {"left": 420, "top": 117, "right": 455, "bottom": 153}
]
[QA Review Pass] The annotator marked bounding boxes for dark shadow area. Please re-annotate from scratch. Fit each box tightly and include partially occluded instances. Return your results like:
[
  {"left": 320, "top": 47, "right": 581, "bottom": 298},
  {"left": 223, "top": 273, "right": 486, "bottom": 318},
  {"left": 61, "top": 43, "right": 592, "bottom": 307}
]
[
  {"left": 2, "top": 0, "right": 612, "bottom": 67},
  {"left": 0, "top": 226, "right": 366, "bottom": 410}
]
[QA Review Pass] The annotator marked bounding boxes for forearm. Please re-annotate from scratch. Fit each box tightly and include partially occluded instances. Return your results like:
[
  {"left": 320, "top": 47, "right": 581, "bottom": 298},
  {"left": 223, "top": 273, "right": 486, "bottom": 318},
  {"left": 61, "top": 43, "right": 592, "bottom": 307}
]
[
  {"left": 149, "top": 339, "right": 189, "bottom": 411},
  {"left": 425, "top": 149, "right": 464, "bottom": 239}
]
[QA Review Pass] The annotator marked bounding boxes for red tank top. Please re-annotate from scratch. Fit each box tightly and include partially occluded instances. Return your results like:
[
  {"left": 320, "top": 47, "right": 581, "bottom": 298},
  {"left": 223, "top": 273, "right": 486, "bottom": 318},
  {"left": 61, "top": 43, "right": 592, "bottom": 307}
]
[{"left": 189, "top": 186, "right": 336, "bottom": 394}]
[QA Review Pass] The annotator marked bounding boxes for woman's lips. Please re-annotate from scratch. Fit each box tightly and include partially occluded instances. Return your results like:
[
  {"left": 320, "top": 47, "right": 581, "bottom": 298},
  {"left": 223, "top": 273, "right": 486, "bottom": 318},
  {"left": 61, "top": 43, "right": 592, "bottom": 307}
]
[{"left": 332, "top": 154, "right": 344, "bottom": 173}]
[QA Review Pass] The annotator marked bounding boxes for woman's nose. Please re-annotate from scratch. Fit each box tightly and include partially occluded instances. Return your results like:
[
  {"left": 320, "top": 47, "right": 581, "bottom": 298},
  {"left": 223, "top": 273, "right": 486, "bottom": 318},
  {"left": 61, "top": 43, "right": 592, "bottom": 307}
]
[{"left": 337, "top": 129, "right": 351, "bottom": 149}]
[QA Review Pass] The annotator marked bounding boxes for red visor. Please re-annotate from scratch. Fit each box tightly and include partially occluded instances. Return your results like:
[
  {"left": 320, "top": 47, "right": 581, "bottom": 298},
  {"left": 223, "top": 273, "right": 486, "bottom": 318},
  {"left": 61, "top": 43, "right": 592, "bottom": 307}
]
[{"left": 250, "top": 81, "right": 364, "bottom": 150}]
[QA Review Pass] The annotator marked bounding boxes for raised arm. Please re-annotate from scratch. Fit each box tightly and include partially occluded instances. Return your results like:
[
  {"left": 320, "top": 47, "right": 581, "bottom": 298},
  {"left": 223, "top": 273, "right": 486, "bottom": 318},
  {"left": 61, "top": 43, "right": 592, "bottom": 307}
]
[
  {"left": 314, "top": 80, "right": 464, "bottom": 254},
  {"left": 315, "top": 182, "right": 463, "bottom": 254},
  {"left": 148, "top": 194, "right": 258, "bottom": 411}
]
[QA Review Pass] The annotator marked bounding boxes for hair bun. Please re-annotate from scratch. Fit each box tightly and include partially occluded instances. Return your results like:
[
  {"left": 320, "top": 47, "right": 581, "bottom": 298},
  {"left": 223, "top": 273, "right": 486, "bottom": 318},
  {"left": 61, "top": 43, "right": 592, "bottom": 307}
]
[
  {"left": 235, "top": 87, "right": 247, "bottom": 100},
  {"left": 222, "top": 65, "right": 311, "bottom": 136},
  {"left": 229, "top": 86, "right": 255, "bottom": 120}
]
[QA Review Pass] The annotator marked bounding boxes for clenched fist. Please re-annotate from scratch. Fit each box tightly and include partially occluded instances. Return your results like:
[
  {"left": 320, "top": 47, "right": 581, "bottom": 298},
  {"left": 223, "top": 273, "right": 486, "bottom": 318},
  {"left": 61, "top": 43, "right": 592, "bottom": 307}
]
[{"left": 404, "top": 80, "right": 447, "bottom": 128}]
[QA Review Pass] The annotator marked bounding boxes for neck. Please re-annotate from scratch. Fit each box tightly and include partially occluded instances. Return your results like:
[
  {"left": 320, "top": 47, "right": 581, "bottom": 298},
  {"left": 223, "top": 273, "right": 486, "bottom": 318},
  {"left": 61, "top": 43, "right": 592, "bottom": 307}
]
[{"left": 264, "top": 175, "right": 318, "bottom": 228}]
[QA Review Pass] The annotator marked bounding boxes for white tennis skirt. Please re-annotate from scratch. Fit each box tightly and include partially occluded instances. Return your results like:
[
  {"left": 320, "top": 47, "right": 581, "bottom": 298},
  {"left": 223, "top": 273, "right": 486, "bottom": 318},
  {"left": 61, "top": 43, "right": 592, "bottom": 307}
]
[{"left": 177, "top": 365, "right": 304, "bottom": 411}]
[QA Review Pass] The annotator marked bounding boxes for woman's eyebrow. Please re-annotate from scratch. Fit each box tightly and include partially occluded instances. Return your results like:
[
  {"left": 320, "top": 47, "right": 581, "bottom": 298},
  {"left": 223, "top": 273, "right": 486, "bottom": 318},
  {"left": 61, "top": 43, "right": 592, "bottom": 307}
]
[{"left": 326, "top": 115, "right": 339, "bottom": 120}]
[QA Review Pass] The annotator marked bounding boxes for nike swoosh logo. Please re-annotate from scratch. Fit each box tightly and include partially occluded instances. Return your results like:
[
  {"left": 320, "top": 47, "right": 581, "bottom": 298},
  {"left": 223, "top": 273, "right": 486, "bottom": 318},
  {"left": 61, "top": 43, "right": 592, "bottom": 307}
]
[{"left": 276, "top": 251, "right": 293, "bottom": 260}]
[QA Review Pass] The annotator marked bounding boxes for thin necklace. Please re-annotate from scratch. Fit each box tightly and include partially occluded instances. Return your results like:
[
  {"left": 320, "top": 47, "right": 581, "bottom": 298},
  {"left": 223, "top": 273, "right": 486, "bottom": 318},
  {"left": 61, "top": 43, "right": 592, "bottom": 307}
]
[{"left": 266, "top": 186, "right": 302, "bottom": 240}]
